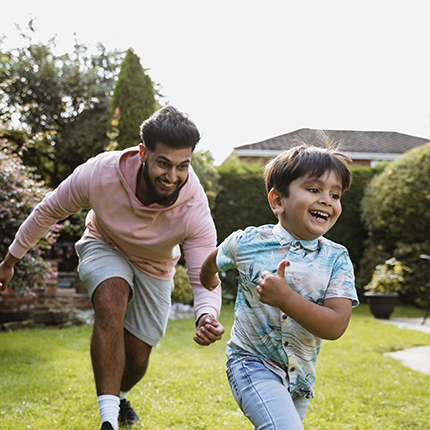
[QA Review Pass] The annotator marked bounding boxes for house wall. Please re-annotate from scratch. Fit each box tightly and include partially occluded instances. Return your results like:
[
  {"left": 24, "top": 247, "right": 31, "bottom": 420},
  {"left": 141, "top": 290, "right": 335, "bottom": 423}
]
[{"left": 237, "top": 156, "right": 372, "bottom": 168}]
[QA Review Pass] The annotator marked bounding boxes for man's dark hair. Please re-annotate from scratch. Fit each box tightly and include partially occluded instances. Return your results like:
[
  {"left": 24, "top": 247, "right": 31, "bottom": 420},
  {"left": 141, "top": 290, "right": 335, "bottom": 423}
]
[{"left": 140, "top": 106, "right": 201, "bottom": 152}]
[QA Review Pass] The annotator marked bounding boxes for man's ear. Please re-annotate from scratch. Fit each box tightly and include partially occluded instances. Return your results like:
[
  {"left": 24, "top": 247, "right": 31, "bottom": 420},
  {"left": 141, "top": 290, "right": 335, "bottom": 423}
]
[
  {"left": 268, "top": 189, "right": 285, "bottom": 215},
  {"left": 138, "top": 143, "right": 146, "bottom": 163}
]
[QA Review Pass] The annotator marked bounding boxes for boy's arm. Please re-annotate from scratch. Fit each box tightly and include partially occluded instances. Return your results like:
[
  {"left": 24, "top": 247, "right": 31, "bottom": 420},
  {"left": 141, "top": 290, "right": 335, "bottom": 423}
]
[
  {"left": 257, "top": 260, "right": 352, "bottom": 340},
  {"left": 199, "top": 248, "right": 221, "bottom": 291}
]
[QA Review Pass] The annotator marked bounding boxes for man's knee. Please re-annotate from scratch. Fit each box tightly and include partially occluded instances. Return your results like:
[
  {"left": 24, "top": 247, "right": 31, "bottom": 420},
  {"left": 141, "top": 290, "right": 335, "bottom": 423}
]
[{"left": 93, "top": 277, "right": 130, "bottom": 321}]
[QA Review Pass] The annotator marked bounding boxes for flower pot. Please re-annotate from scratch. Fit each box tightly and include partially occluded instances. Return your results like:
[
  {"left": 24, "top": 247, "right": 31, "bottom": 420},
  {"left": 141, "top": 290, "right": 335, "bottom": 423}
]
[{"left": 364, "top": 292, "right": 398, "bottom": 319}]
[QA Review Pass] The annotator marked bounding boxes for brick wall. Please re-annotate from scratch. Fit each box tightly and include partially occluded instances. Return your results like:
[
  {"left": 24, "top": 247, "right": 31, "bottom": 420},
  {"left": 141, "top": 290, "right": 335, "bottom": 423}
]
[{"left": 0, "top": 260, "right": 92, "bottom": 324}]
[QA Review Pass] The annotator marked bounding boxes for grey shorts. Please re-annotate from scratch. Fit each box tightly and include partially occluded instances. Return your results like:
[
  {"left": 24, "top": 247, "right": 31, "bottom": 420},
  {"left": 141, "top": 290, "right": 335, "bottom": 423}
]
[{"left": 75, "top": 237, "right": 174, "bottom": 347}]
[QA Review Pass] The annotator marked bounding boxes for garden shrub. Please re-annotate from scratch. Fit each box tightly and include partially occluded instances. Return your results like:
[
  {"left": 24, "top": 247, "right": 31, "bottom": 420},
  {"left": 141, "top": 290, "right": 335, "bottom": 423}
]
[
  {"left": 0, "top": 141, "right": 61, "bottom": 292},
  {"left": 213, "top": 155, "right": 276, "bottom": 243},
  {"left": 325, "top": 165, "right": 382, "bottom": 291},
  {"left": 172, "top": 264, "right": 193, "bottom": 305},
  {"left": 360, "top": 142, "right": 430, "bottom": 307},
  {"left": 213, "top": 155, "right": 276, "bottom": 302},
  {"left": 364, "top": 257, "right": 411, "bottom": 293}
]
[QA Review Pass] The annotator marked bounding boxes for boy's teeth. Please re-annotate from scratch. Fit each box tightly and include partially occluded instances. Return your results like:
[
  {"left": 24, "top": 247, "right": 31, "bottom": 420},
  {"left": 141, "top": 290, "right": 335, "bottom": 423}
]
[{"left": 311, "top": 211, "right": 328, "bottom": 218}]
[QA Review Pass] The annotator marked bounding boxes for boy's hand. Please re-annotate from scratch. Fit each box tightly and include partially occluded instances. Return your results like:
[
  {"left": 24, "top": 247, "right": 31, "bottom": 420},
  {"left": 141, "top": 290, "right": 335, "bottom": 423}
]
[
  {"left": 257, "top": 260, "right": 291, "bottom": 308},
  {"left": 193, "top": 314, "right": 225, "bottom": 346}
]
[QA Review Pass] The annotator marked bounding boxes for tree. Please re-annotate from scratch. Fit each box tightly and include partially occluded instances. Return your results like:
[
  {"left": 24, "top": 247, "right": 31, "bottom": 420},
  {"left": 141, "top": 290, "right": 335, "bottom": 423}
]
[
  {"left": 190, "top": 150, "right": 220, "bottom": 210},
  {"left": 109, "top": 49, "right": 159, "bottom": 150},
  {"left": 0, "top": 21, "right": 125, "bottom": 187},
  {"left": 0, "top": 139, "right": 60, "bottom": 292},
  {"left": 360, "top": 143, "right": 430, "bottom": 307}
]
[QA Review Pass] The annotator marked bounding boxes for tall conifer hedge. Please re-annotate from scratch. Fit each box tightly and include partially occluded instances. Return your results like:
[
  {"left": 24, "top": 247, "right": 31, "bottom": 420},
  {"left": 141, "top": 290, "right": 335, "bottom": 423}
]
[{"left": 110, "top": 49, "right": 158, "bottom": 149}]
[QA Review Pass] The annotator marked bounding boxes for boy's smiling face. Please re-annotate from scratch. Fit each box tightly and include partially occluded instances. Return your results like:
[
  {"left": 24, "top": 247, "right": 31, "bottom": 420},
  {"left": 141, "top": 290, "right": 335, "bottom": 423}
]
[{"left": 270, "top": 170, "right": 343, "bottom": 241}]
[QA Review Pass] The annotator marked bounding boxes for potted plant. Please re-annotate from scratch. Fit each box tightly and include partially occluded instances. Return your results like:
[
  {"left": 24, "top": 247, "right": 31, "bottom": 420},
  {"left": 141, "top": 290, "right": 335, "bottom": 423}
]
[{"left": 364, "top": 257, "right": 410, "bottom": 319}]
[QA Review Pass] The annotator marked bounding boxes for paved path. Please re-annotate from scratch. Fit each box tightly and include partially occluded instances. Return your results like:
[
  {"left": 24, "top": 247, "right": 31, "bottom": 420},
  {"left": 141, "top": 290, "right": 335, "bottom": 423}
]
[{"left": 382, "top": 318, "right": 430, "bottom": 375}]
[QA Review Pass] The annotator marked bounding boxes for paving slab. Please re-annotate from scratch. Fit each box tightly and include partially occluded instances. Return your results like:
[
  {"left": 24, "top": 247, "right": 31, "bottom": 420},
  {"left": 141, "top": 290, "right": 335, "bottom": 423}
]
[
  {"left": 381, "top": 318, "right": 430, "bottom": 375},
  {"left": 384, "top": 345, "right": 430, "bottom": 375},
  {"left": 384, "top": 317, "right": 430, "bottom": 334}
]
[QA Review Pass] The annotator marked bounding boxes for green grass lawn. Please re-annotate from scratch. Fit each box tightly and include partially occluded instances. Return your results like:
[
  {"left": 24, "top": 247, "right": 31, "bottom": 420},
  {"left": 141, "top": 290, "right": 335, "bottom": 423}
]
[{"left": 1, "top": 304, "right": 429, "bottom": 429}]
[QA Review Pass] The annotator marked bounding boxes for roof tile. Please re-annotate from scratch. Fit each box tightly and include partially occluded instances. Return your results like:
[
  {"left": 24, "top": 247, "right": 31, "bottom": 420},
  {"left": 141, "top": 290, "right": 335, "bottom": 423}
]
[{"left": 235, "top": 129, "right": 430, "bottom": 154}]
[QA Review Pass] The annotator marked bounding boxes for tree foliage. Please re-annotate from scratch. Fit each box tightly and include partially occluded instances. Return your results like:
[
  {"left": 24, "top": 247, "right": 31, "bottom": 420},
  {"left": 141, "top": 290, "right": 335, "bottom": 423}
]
[
  {"left": 191, "top": 150, "right": 220, "bottom": 210},
  {"left": 109, "top": 49, "right": 159, "bottom": 150},
  {"left": 360, "top": 143, "right": 430, "bottom": 307},
  {"left": 0, "top": 21, "right": 125, "bottom": 186},
  {"left": 0, "top": 140, "right": 60, "bottom": 292}
]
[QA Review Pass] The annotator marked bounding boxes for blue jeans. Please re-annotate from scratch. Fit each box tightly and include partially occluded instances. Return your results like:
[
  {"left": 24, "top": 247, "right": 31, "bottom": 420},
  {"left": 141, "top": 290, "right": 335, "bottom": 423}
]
[{"left": 226, "top": 356, "right": 310, "bottom": 430}]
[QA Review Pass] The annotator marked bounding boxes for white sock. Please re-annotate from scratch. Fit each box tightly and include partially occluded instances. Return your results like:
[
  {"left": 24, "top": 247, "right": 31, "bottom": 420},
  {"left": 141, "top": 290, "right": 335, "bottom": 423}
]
[
  {"left": 119, "top": 390, "right": 130, "bottom": 400},
  {"left": 98, "top": 394, "right": 120, "bottom": 430}
]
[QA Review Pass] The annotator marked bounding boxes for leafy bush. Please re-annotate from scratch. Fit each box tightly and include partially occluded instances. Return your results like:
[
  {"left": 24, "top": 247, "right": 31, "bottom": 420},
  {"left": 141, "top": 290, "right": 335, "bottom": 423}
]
[
  {"left": 360, "top": 142, "right": 430, "bottom": 306},
  {"left": 212, "top": 155, "right": 276, "bottom": 302},
  {"left": 172, "top": 264, "right": 193, "bottom": 305},
  {"left": 191, "top": 150, "right": 220, "bottom": 210},
  {"left": 325, "top": 165, "right": 379, "bottom": 280},
  {"left": 0, "top": 141, "right": 61, "bottom": 292},
  {"left": 213, "top": 155, "right": 276, "bottom": 244},
  {"left": 364, "top": 258, "right": 411, "bottom": 293}
]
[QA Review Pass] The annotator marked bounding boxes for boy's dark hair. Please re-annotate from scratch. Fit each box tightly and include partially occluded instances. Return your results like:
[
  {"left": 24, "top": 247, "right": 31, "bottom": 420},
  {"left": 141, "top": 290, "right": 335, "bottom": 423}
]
[
  {"left": 140, "top": 106, "right": 201, "bottom": 152},
  {"left": 263, "top": 137, "right": 352, "bottom": 197}
]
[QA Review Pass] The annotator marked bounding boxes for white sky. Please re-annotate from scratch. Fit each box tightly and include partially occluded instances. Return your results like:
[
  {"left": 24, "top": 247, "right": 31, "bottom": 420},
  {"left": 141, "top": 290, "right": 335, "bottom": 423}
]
[{"left": 2, "top": 0, "right": 430, "bottom": 164}]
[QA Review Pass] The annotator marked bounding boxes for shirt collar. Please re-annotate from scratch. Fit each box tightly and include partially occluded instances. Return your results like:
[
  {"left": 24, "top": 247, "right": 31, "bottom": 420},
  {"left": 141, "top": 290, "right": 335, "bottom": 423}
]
[{"left": 273, "top": 223, "right": 321, "bottom": 252}]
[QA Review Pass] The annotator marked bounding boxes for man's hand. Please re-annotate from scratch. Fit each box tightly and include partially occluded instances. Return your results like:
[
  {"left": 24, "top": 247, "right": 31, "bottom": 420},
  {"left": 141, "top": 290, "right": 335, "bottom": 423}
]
[
  {"left": 193, "top": 314, "right": 225, "bottom": 346},
  {"left": 256, "top": 260, "right": 291, "bottom": 308},
  {"left": 0, "top": 253, "right": 18, "bottom": 294}
]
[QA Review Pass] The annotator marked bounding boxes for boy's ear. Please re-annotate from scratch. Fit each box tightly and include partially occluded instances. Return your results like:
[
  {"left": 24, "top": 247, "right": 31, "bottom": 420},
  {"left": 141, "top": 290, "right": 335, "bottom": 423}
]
[{"left": 268, "top": 189, "right": 285, "bottom": 215}]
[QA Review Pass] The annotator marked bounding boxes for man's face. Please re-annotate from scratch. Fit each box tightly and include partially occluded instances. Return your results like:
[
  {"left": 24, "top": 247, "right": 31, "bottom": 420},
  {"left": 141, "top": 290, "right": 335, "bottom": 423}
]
[{"left": 139, "top": 142, "right": 192, "bottom": 206}]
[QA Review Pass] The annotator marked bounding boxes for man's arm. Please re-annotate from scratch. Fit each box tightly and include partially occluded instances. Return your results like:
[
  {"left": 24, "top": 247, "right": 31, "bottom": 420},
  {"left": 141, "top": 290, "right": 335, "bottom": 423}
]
[
  {"left": 0, "top": 252, "right": 19, "bottom": 293},
  {"left": 257, "top": 260, "right": 352, "bottom": 340},
  {"left": 192, "top": 248, "right": 225, "bottom": 345}
]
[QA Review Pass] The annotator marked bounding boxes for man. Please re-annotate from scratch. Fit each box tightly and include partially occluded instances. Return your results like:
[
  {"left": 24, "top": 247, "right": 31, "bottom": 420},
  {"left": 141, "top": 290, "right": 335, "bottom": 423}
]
[{"left": 0, "top": 106, "right": 224, "bottom": 430}]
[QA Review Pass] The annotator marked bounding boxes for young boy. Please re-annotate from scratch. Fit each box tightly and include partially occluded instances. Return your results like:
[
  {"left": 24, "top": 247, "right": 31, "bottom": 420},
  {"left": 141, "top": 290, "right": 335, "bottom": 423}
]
[{"left": 199, "top": 143, "right": 359, "bottom": 429}]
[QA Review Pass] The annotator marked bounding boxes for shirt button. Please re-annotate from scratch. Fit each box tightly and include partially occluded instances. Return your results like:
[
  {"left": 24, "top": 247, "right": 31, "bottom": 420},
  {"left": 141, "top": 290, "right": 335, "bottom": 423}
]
[
  {"left": 285, "top": 261, "right": 291, "bottom": 266},
  {"left": 295, "top": 242, "right": 300, "bottom": 247},
  {"left": 284, "top": 341, "right": 289, "bottom": 347},
  {"left": 290, "top": 367, "right": 296, "bottom": 372},
  {"left": 282, "top": 314, "right": 288, "bottom": 320}
]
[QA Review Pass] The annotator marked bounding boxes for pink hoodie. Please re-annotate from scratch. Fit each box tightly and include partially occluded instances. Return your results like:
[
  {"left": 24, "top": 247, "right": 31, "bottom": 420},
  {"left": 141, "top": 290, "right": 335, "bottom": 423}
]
[{"left": 9, "top": 146, "right": 221, "bottom": 321}]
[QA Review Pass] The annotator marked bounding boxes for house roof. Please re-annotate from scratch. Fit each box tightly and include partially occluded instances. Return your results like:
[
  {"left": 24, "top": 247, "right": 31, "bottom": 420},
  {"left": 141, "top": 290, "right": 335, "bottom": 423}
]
[{"left": 234, "top": 129, "right": 430, "bottom": 161}]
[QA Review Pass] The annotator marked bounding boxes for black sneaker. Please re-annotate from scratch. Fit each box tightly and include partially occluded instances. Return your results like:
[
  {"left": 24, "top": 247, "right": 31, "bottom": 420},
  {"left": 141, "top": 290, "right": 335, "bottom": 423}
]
[
  {"left": 101, "top": 422, "right": 114, "bottom": 430},
  {"left": 119, "top": 398, "right": 140, "bottom": 427}
]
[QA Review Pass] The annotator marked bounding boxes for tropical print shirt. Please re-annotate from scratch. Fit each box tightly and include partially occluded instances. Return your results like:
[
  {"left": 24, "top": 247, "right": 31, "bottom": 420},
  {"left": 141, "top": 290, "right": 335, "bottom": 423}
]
[{"left": 217, "top": 223, "right": 359, "bottom": 398}]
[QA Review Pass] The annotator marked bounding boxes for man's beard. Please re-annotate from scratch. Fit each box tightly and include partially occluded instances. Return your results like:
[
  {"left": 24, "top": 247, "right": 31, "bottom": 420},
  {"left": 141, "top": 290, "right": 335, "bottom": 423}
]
[{"left": 142, "top": 163, "right": 188, "bottom": 206}]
